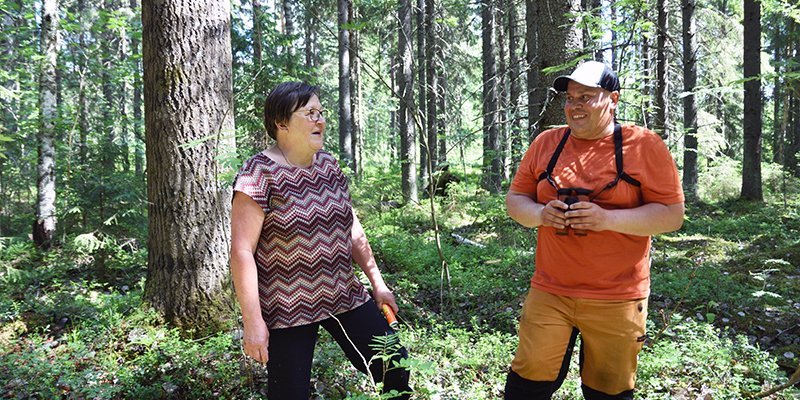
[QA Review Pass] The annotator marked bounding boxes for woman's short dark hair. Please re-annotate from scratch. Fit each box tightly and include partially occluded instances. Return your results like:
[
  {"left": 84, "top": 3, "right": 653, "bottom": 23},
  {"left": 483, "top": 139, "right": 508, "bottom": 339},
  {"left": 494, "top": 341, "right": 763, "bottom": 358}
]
[{"left": 264, "top": 82, "right": 320, "bottom": 140}]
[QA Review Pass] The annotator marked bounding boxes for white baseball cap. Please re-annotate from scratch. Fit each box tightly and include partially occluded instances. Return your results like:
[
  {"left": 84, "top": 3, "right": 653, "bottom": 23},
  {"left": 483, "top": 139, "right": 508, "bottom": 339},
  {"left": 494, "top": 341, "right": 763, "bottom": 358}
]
[{"left": 553, "top": 61, "right": 620, "bottom": 92}]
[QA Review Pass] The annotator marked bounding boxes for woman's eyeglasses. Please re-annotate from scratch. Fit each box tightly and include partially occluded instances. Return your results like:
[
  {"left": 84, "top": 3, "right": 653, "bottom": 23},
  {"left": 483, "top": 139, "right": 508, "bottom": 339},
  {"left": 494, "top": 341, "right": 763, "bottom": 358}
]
[{"left": 294, "top": 108, "right": 327, "bottom": 122}]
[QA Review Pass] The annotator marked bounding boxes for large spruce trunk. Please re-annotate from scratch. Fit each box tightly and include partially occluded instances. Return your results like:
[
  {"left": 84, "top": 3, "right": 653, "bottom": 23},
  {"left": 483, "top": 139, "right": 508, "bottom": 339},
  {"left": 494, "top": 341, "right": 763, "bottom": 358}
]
[
  {"left": 740, "top": 0, "right": 763, "bottom": 201},
  {"left": 142, "top": 0, "right": 236, "bottom": 332}
]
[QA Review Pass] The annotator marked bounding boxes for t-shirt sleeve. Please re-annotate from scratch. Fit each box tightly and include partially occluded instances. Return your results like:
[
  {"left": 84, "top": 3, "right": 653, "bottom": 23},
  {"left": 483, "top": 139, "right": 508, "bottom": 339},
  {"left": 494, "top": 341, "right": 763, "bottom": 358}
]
[
  {"left": 509, "top": 138, "right": 541, "bottom": 197},
  {"left": 232, "top": 156, "right": 271, "bottom": 213},
  {"left": 639, "top": 134, "right": 685, "bottom": 205}
]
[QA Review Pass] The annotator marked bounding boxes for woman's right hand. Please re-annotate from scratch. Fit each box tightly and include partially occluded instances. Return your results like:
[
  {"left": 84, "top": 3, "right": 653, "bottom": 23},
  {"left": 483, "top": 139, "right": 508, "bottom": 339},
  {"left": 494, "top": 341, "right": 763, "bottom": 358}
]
[{"left": 243, "top": 319, "right": 269, "bottom": 364}]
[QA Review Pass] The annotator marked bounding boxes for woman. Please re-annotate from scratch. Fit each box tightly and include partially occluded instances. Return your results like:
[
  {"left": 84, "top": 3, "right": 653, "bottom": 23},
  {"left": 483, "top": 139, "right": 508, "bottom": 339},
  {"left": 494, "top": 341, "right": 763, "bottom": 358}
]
[{"left": 230, "top": 81, "right": 411, "bottom": 399}]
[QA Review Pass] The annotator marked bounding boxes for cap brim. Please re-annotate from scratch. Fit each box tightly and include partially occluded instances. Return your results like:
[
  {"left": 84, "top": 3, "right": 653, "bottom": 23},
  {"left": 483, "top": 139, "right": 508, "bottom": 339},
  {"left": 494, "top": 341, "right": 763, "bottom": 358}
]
[{"left": 552, "top": 75, "right": 603, "bottom": 92}]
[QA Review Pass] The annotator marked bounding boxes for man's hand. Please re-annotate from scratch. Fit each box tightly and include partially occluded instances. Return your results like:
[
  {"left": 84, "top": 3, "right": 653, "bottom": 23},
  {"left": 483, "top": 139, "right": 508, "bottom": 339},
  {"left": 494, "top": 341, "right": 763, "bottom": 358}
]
[
  {"left": 540, "top": 199, "right": 571, "bottom": 230},
  {"left": 563, "top": 201, "right": 610, "bottom": 232}
]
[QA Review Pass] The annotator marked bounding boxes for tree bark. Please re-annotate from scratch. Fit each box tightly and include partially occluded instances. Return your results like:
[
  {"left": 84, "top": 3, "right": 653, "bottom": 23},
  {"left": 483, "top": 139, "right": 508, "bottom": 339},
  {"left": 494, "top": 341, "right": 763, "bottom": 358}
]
[
  {"left": 142, "top": 0, "right": 236, "bottom": 332},
  {"left": 34, "top": 0, "right": 59, "bottom": 249},
  {"left": 481, "top": 0, "right": 502, "bottom": 193},
  {"left": 525, "top": 0, "right": 539, "bottom": 138},
  {"left": 496, "top": 0, "right": 508, "bottom": 180},
  {"left": 508, "top": 0, "right": 522, "bottom": 173},
  {"left": 425, "top": 0, "right": 438, "bottom": 177},
  {"left": 534, "top": 0, "right": 582, "bottom": 135},
  {"left": 654, "top": 0, "right": 669, "bottom": 140},
  {"left": 338, "top": 0, "right": 353, "bottom": 169},
  {"left": 349, "top": 0, "right": 362, "bottom": 179},
  {"left": 681, "top": 0, "right": 698, "bottom": 202},
  {"left": 398, "top": 0, "right": 418, "bottom": 201},
  {"left": 741, "top": 0, "right": 762, "bottom": 201},
  {"left": 417, "top": 0, "right": 428, "bottom": 183},
  {"left": 132, "top": 0, "right": 144, "bottom": 177}
]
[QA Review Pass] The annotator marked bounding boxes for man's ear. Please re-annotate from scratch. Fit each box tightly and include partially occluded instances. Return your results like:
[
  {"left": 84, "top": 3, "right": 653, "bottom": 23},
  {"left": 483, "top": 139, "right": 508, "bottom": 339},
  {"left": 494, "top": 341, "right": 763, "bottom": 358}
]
[{"left": 610, "top": 91, "right": 620, "bottom": 109}]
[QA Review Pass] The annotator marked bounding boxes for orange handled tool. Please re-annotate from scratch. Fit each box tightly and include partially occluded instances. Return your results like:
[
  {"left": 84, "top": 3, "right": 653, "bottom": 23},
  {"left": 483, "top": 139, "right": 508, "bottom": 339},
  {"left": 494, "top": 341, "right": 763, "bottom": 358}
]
[{"left": 381, "top": 304, "right": 399, "bottom": 330}]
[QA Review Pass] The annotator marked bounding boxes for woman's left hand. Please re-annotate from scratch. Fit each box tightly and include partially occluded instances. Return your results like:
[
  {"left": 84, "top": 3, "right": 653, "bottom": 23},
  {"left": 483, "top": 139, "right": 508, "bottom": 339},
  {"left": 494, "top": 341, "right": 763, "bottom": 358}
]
[{"left": 373, "top": 286, "right": 399, "bottom": 313}]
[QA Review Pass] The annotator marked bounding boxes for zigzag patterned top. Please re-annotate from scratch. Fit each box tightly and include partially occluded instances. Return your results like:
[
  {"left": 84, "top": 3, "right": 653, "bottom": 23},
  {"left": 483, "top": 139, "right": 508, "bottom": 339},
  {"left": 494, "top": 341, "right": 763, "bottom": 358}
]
[{"left": 233, "top": 150, "right": 370, "bottom": 329}]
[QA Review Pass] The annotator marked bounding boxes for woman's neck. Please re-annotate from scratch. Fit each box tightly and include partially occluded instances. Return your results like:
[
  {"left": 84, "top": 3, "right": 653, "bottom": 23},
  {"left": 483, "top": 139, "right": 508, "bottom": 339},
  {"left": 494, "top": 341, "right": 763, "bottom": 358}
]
[{"left": 275, "top": 144, "right": 314, "bottom": 168}]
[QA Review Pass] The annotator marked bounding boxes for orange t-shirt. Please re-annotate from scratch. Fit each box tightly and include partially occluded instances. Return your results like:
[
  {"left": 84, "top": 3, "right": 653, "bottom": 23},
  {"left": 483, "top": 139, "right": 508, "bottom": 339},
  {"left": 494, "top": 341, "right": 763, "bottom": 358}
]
[{"left": 510, "top": 124, "right": 684, "bottom": 299}]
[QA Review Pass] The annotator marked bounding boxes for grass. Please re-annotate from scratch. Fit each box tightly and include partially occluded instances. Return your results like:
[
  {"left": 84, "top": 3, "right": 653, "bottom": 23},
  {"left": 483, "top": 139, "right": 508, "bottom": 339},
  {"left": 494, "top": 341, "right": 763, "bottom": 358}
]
[{"left": 0, "top": 173, "right": 798, "bottom": 399}]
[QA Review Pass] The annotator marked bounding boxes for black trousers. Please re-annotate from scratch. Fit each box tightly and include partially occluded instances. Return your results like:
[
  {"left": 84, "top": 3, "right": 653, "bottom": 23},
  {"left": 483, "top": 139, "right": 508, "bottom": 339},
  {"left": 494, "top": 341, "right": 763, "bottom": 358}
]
[{"left": 266, "top": 300, "right": 411, "bottom": 399}]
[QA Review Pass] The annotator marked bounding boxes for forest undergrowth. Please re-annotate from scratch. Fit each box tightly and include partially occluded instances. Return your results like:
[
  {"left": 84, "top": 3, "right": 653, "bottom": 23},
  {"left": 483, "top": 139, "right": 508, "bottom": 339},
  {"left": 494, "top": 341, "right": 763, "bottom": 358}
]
[{"left": 0, "top": 171, "right": 798, "bottom": 399}]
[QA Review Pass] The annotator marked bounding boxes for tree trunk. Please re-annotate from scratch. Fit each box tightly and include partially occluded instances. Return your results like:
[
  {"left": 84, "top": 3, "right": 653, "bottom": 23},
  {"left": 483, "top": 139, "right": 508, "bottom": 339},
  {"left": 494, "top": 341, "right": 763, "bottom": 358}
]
[
  {"left": 481, "top": 0, "right": 502, "bottom": 193},
  {"left": 77, "top": 0, "right": 90, "bottom": 166},
  {"left": 119, "top": 2, "right": 132, "bottom": 174},
  {"left": 786, "top": 20, "right": 799, "bottom": 177},
  {"left": 535, "top": 0, "right": 582, "bottom": 134},
  {"left": 770, "top": 17, "right": 785, "bottom": 165},
  {"left": 508, "top": 0, "right": 522, "bottom": 173},
  {"left": 142, "top": 0, "right": 236, "bottom": 332},
  {"left": 654, "top": 0, "right": 669, "bottom": 140},
  {"left": 349, "top": 1, "right": 362, "bottom": 179},
  {"left": 101, "top": 0, "right": 117, "bottom": 174},
  {"left": 681, "top": 0, "right": 698, "bottom": 202},
  {"left": 338, "top": 0, "right": 353, "bottom": 169},
  {"left": 417, "top": 0, "right": 428, "bottom": 182},
  {"left": 398, "top": 0, "right": 418, "bottom": 201},
  {"left": 34, "top": 0, "right": 59, "bottom": 249},
  {"left": 252, "top": 0, "right": 263, "bottom": 67},
  {"left": 496, "top": 0, "right": 508, "bottom": 180},
  {"left": 282, "top": 0, "right": 294, "bottom": 74},
  {"left": 132, "top": 0, "right": 144, "bottom": 177},
  {"left": 425, "top": 0, "right": 437, "bottom": 177},
  {"left": 526, "top": 0, "right": 539, "bottom": 138},
  {"left": 741, "top": 0, "right": 762, "bottom": 201}
]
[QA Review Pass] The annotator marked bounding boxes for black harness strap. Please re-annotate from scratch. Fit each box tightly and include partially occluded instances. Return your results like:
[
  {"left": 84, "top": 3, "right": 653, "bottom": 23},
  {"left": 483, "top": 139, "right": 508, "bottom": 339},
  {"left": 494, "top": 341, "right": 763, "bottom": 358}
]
[{"left": 538, "top": 124, "right": 641, "bottom": 195}]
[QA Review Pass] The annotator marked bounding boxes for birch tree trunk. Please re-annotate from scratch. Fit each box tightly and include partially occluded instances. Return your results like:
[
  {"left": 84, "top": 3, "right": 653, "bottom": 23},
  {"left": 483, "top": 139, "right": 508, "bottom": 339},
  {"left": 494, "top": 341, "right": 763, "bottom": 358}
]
[
  {"left": 34, "top": 0, "right": 59, "bottom": 249},
  {"left": 142, "top": 0, "right": 236, "bottom": 332}
]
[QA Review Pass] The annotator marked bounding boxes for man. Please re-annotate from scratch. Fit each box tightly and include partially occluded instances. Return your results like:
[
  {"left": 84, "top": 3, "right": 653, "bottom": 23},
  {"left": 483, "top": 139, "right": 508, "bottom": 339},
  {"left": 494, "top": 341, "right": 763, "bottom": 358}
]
[{"left": 504, "top": 61, "right": 685, "bottom": 399}]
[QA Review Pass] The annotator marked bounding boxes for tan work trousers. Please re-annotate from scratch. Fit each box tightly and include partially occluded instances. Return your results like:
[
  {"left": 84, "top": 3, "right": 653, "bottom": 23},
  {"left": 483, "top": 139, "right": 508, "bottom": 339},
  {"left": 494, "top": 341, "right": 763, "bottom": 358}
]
[{"left": 511, "top": 289, "right": 648, "bottom": 395}]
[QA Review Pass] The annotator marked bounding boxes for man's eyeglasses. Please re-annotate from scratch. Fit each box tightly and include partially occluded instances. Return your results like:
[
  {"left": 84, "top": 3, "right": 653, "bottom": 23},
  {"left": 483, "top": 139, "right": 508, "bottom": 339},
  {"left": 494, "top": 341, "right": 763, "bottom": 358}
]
[{"left": 294, "top": 108, "right": 327, "bottom": 122}]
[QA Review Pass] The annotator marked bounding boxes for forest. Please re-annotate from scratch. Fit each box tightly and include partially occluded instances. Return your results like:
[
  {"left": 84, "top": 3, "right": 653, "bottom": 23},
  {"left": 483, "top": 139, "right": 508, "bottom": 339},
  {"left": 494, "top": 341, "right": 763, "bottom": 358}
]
[{"left": 1, "top": 0, "right": 799, "bottom": 397}]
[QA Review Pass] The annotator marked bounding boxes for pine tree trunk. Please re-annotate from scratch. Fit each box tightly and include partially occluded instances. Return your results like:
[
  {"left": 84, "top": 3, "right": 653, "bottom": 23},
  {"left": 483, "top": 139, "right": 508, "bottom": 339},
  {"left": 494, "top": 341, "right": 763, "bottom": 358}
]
[
  {"left": 34, "top": 0, "right": 59, "bottom": 249},
  {"left": 741, "top": 0, "right": 762, "bottom": 201},
  {"left": 496, "top": 0, "right": 508, "bottom": 180},
  {"left": 771, "top": 23, "right": 783, "bottom": 165},
  {"left": 142, "top": 0, "right": 236, "bottom": 332},
  {"left": 525, "top": 0, "right": 539, "bottom": 138},
  {"left": 417, "top": 0, "right": 428, "bottom": 182},
  {"left": 481, "top": 0, "right": 502, "bottom": 193},
  {"left": 681, "top": 0, "right": 699, "bottom": 202},
  {"left": 398, "top": 0, "right": 418, "bottom": 201},
  {"left": 132, "top": 0, "right": 144, "bottom": 177},
  {"left": 338, "top": 0, "right": 354, "bottom": 169},
  {"left": 282, "top": 0, "right": 294, "bottom": 74},
  {"left": 654, "top": 0, "right": 669, "bottom": 140},
  {"left": 424, "top": 0, "right": 437, "bottom": 175},
  {"left": 508, "top": 0, "right": 522, "bottom": 173},
  {"left": 119, "top": 4, "right": 131, "bottom": 174}
]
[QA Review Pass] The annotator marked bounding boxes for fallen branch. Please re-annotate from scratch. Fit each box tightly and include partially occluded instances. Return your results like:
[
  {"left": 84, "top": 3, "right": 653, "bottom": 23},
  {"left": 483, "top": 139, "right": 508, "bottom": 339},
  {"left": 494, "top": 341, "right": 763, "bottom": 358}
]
[{"left": 751, "top": 364, "right": 800, "bottom": 398}]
